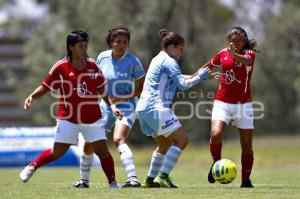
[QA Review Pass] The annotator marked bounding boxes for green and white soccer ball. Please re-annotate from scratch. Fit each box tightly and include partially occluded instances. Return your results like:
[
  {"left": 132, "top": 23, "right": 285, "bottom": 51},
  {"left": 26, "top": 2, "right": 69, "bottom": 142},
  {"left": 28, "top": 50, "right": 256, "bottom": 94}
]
[{"left": 212, "top": 159, "right": 237, "bottom": 184}]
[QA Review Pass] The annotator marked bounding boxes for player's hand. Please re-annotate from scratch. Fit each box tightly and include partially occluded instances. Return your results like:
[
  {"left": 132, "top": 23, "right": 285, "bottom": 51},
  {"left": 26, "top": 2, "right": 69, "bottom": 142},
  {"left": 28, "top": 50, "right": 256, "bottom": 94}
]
[
  {"left": 24, "top": 96, "right": 33, "bottom": 110},
  {"left": 197, "top": 66, "right": 211, "bottom": 79},
  {"left": 210, "top": 72, "right": 222, "bottom": 80},
  {"left": 199, "top": 62, "right": 214, "bottom": 70},
  {"left": 109, "top": 97, "right": 118, "bottom": 104},
  {"left": 200, "top": 66, "right": 211, "bottom": 73},
  {"left": 227, "top": 42, "right": 237, "bottom": 56},
  {"left": 111, "top": 106, "right": 123, "bottom": 120}
]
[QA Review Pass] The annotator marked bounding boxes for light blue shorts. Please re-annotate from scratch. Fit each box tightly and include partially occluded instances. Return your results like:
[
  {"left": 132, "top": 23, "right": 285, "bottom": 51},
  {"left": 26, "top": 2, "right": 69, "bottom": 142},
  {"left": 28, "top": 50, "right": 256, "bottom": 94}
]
[
  {"left": 136, "top": 108, "right": 182, "bottom": 137},
  {"left": 100, "top": 100, "right": 136, "bottom": 132}
]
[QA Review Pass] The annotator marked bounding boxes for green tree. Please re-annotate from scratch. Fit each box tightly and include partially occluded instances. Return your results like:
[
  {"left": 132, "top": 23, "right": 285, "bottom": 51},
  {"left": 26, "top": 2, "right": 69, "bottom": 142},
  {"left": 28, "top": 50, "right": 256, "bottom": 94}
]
[
  {"left": 254, "top": 1, "right": 300, "bottom": 133},
  {"left": 24, "top": 0, "right": 233, "bottom": 122}
]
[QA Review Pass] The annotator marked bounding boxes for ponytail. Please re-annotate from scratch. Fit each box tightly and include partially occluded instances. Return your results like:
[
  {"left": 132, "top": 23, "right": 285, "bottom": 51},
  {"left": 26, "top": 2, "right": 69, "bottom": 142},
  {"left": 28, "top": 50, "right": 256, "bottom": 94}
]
[{"left": 158, "top": 28, "right": 185, "bottom": 49}]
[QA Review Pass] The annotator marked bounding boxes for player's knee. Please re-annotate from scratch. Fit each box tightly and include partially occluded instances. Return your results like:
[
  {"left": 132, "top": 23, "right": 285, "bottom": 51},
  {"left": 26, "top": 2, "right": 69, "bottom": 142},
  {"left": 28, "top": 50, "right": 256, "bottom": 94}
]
[
  {"left": 83, "top": 142, "right": 94, "bottom": 154},
  {"left": 157, "top": 144, "right": 171, "bottom": 154},
  {"left": 181, "top": 136, "right": 189, "bottom": 149},
  {"left": 211, "top": 127, "right": 222, "bottom": 136},
  {"left": 175, "top": 136, "right": 189, "bottom": 150},
  {"left": 210, "top": 128, "right": 223, "bottom": 143},
  {"left": 113, "top": 137, "right": 125, "bottom": 146},
  {"left": 51, "top": 150, "right": 63, "bottom": 159},
  {"left": 94, "top": 147, "right": 110, "bottom": 159}
]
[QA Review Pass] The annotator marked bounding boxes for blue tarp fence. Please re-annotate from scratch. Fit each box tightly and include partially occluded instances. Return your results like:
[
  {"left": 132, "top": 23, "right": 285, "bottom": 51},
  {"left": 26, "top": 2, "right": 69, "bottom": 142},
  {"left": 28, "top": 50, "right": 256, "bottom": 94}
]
[{"left": 0, "top": 127, "right": 82, "bottom": 167}]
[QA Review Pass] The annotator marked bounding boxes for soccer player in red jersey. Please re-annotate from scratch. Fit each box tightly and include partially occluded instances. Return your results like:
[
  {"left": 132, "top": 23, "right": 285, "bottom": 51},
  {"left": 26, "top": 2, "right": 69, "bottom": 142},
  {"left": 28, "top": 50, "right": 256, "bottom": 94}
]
[
  {"left": 206, "top": 27, "right": 259, "bottom": 188},
  {"left": 73, "top": 26, "right": 145, "bottom": 188},
  {"left": 19, "top": 30, "right": 122, "bottom": 188}
]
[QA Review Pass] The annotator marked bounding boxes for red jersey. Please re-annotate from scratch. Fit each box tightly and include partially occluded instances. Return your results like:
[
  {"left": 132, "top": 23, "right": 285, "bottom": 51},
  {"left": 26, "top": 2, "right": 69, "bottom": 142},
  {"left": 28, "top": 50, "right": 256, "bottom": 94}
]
[
  {"left": 211, "top": 48, "right": 256, "bottom": 103},
  {"left": 42, "top": 57, "right": 106, "bottom": 124}
]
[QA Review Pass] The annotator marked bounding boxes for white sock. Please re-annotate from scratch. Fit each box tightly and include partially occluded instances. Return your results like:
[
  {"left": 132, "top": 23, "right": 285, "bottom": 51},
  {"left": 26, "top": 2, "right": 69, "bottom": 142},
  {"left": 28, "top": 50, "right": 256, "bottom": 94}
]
[
  {"left": 80, "top": 153, "right": 93, "bottom": 183},
  {"left": 160, "top": 146, "right": 182, "bottom": 174},
  {"left": 118, "top": 143, "right": 137, "bottom": 178},
  {"left": 148, "top": 152, "right": 164, "bottom": 178}
]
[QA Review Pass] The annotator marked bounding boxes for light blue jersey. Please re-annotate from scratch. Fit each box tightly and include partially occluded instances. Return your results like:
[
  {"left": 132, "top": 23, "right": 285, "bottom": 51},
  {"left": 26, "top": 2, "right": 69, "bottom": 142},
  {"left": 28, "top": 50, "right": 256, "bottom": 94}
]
[
  {"left": 96, "top": 50, "right": 145, "bottom": 130},
  {"left": 136, "top": 51, "right": 208, "bottom": 136},
  {"left": 97, "top": 50, "right": 145, "bottom": 102},
  {"left": 136, "top": 51, "right": 180, "bottom": 111}
]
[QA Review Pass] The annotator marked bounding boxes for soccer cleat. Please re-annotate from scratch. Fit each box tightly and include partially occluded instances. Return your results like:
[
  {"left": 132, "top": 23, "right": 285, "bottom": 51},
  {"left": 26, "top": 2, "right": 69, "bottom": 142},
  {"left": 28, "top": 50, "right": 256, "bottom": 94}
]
[
  {"left": 208, "top": 164, "right": 216, "bottom": 183},
  {"left": 153, "top": 172, "right": 178, "bottom": 188},
  {"left": 141, "top": 176, "right": 161, "bottom": 188},
  {"left": 20, "top": 165, "right": 36, "bottom": 183},
  {"left": 121, "top": 176, "right": 141, "bottom": 188},
  {"left": 240, "top": 179, "right": 254, "bottom": 188},
  {"left": 73, "top": 181, "right": 89, "bottom": 188},
  {"left": 109, "top": 181, "right": 120, "bottom": 189}
]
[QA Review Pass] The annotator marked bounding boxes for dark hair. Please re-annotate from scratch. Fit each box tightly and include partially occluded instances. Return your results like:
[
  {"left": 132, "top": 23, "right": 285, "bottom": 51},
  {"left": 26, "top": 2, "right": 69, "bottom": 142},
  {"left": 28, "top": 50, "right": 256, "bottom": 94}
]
[
  {"left": 106, "top": 25, "right": 130, "bottom": 48},
  {"left": 66, "top": 30, "right": 89, "bottom": 59},
  {"left": 158, "top": 29, "right": 185, "bottom": 49},
  {"left": 227, "top": 27, "right": 258, "bottom": 52}
]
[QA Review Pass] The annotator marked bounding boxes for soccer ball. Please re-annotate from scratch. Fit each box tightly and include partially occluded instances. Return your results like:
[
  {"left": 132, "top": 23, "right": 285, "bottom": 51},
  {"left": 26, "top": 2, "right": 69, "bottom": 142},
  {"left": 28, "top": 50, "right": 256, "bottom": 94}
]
[{"left": 212, "top": 159, "right": 237, "bottom": 184}]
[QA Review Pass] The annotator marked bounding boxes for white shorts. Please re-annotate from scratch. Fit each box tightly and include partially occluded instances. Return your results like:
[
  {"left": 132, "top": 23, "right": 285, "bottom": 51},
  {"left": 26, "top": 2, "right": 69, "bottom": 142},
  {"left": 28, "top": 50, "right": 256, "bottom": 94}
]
[
  {"left": 137, "top": 108, "right": 182, "bottom": 137},
  {"left": 211, "top": 100, "right": 254, "bottom": 129},
  {"left": 54, "top": 119, "right": 107, "bottom": 145}
]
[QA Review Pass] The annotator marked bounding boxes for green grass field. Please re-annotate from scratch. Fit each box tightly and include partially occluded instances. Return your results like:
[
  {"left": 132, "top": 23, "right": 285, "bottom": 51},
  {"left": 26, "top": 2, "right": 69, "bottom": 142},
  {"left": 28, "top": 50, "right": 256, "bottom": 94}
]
[{"left": 1, "top": 135, "right": 300, "bottom": 199}]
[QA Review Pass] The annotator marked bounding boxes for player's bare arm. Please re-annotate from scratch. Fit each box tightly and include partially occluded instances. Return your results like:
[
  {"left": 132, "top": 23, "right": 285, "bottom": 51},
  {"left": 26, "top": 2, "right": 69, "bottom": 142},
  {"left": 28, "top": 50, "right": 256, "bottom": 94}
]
[
  {"left": 98, "top": 86, "right": 123, "bottom": 120},
  {"left": 24, "top": 86, "right": 47, "bottom": 110},
  {"left": 228, "top": 43, "right": 250, "bottom": 65},
  {"left": 108, "top": 76, "right": 145, "bottom": 104},
  {"left": 198, "top": 62, "right": 221, "bottom": 80}
]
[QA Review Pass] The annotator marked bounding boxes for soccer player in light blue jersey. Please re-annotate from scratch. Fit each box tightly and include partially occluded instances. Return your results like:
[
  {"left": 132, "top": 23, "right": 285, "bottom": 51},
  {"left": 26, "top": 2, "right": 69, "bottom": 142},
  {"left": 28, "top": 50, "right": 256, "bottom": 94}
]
[
  {"left": 136, "top": 29, "right": 210, "bottom": 188},
  {"left": 74, "top": 26, "right": 145, "bottom": 188}
]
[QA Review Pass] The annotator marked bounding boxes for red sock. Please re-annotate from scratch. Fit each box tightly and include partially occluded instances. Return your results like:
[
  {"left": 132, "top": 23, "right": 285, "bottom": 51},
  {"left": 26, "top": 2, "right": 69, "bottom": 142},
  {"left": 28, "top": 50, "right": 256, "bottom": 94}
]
[
  {"left": 100, "top": 154, "right": 116, "bottom": 184},
  {"left": 209, "top": 143, "right": 222, "bottom": 162},
  {"left": 30, "top": 149, "right": 55, "bottom": 169},
  {"left": 241, "top": 153, "right": 254, "bottom": 181}
]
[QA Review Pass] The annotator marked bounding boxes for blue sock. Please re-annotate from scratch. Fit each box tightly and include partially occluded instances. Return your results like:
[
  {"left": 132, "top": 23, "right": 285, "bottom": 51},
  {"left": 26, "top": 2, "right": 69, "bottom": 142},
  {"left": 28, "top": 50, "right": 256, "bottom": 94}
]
[
  {"left": 160, "top": 146, "right": 182, "bottom": 174},
  {"left": 148, "top": 152, "right": 164, "bottom": 178}
]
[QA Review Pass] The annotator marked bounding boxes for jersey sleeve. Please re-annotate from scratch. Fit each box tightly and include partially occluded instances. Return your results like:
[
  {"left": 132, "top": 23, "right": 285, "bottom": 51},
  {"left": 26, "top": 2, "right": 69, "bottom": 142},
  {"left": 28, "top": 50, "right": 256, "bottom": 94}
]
[
  {"left": 96, "top": 67, "right": 106, "bottom": 89},
  {"left": 96, "top": 53, "right": 104, "bottom": 68},
  {"left": 171, "top": 68, "right": 209, "bottom": 91},
  {"left": 162, "top": 58, "right": 181, "bottom": 78},
  {"left": 132, "top": 57, "right": 145, "bottom": 80},
  {"left": 245, "top": 50, "right": 256, "bottom": 65},
  {"left": 41, "top": 62, "right": 61, "bottom": 91},
  {"left": 210, "top": 50, "right": 222, "bottom": 67},
  {"left": 89, "top": 59, "right": 106, "bottom": 89}
]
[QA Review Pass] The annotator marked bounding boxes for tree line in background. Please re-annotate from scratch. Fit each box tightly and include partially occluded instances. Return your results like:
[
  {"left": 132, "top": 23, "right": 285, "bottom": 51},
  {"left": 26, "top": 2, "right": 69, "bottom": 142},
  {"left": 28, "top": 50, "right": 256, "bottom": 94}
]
[{"left": 7, "top": 0, "right": 300, "bottom": 144}]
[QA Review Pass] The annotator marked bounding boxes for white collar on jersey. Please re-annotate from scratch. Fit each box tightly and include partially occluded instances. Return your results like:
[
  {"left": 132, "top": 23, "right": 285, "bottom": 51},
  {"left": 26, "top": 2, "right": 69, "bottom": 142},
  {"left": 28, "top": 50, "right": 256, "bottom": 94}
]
[{"left": 111, "top": 50, "right": 127, "bottom": 61}]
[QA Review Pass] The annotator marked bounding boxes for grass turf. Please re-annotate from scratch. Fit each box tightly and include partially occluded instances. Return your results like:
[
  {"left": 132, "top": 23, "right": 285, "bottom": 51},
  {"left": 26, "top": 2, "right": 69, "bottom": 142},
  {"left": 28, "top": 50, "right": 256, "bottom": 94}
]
[{"left": 1, "top": 135, "right": 300, "bottom": 199}]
